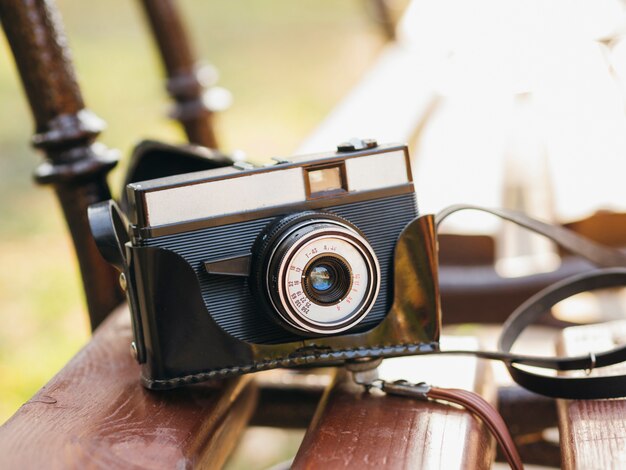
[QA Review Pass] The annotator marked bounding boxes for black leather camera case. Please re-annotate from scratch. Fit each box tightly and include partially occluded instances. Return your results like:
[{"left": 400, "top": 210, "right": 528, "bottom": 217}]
[{"left": 89, "top": 143, "right": 442, "bottom": 389}]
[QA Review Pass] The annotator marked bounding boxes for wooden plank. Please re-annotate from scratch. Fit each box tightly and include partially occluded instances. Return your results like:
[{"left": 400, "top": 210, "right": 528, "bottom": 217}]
[
  {"left": 557, "top": 320, "right": 626, "bottom": 470},
  {"left": 497, "top": 386, "right": 560, "bottom": 467},
  {"left": 251, "top": 368, "right": 332, "bottom": 428},
  {"left": 564, "top": 212, "right": 626, "bottom": 248},
  {"left": 0, "top": 306, "right": 257, "bottom": 469},
  {"left": 292, "top": 338, "right": 496, "bottom": 469}
]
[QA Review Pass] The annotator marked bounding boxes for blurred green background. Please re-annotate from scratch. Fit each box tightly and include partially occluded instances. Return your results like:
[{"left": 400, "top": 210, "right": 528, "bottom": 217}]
[{"left": 0, "top": 0, "right": 388, "bottom": 429}]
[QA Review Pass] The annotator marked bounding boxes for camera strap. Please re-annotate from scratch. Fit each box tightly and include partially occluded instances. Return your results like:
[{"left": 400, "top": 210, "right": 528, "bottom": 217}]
[
  {"left": 350, "top": 363, "right": 523, "bottom": 469},
  {"left": 435, "top": 204, "right": 626, "bottom": 399},
  {"left": 353, "top": 205, "right": 626, "bottom": 470},
  {"left": 381, "top": 380, "right": 523, "bottom": 470}
]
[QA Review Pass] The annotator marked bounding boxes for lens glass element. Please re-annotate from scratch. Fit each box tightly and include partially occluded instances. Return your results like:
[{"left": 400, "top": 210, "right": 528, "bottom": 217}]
[
  {"left": 309, "top": 265, "right": 332, "bottom": 291},
  {"left": 303, "top": 255, "right": 352, "bottom": 305}
]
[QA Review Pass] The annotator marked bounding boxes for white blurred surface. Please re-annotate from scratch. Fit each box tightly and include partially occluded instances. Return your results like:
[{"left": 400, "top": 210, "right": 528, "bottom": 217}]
[
  {"left": 302, "top": 0, "right": 626, "bottom": 236},
  {"left": 402, "top": 0, "right": 626, "bottom": 228}
]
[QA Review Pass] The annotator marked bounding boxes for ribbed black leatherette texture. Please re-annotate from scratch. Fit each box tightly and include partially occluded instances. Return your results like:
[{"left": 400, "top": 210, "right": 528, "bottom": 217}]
[{"left": 142, "top": 193, "right": 418, "bottom": 344}]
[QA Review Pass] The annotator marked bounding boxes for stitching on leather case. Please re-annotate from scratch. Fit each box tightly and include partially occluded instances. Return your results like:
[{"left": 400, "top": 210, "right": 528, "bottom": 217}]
[{"left": 142, "top": 340, "right": 439, "bottom": 389}]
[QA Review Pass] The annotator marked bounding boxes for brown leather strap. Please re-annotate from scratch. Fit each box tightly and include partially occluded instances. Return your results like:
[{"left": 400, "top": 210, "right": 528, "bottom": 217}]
[
  {"left": 427, "top": 387, "right": 523, "bottom": 470},
  {"left": 379, "top": 380, "right": 523, "bottom": 469}
]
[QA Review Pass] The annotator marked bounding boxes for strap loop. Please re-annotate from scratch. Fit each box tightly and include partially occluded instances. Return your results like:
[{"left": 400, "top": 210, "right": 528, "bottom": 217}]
[{"left": 586, "top": 352, "right": 596, "bottom": 376}]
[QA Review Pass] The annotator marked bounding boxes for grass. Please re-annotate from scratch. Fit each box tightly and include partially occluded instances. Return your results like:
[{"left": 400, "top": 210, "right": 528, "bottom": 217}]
[{"left": 0, "top": 0, "right": 385, "bottom": 425}]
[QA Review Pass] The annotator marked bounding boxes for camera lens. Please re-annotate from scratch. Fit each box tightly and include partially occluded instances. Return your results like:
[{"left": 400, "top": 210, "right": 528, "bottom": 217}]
[
  {"left": 304, "top": 255, "right": 352, "bottom": 305},
  {"left": 254, "top": 213, "right": 380, "bottom": 336}
]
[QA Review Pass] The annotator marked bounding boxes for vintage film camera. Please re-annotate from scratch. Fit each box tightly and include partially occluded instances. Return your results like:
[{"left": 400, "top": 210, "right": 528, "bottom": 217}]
[{"left": 89, "top": 140, "right": 442, "bottom": 389}]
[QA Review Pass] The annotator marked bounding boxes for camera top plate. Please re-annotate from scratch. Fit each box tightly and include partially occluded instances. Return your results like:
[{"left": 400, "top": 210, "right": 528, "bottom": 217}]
[{"left": 126, "top": 143, "right": 413, "bottom": 239}]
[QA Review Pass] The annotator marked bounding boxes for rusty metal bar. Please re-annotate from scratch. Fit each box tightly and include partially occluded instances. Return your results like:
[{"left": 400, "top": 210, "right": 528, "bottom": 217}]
[{"left": 0, "top": 0, "right": 124, "bottom": 329}]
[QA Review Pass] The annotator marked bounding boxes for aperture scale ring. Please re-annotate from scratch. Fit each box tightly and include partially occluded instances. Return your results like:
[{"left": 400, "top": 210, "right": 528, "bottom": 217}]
[{"left": 265, "top": 218, "right": 381, "bottom": 335}]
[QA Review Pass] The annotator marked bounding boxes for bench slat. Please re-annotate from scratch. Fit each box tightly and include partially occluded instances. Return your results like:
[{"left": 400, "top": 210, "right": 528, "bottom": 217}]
[
  {"left": 0, "top": 307, "right": 257, "bottom": 469},
  {"left": 557, "top": 320, "right": 626, "bottom": 470},
  {"left": 292, "top": 338, "right": 495, "bottom": 469}
]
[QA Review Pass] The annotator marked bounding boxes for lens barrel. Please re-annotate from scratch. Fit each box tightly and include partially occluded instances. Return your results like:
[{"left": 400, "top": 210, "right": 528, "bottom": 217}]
[{"left": 253, "top": 212, "right": 380, "bottom": 336}]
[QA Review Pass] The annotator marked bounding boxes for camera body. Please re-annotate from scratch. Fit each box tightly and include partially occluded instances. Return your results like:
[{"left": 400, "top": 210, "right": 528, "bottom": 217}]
[{"left": 93, "top": 142, "right": 442, "bottom": 389}]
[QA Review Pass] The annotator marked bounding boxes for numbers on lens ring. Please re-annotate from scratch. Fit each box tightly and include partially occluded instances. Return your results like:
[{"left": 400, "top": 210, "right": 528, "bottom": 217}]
[
  {"left": 323, "top": 244, "right": 337, "bottom": 252},
  {"left": 288, "top": 280, "right": 300, "bottom": 287},
  {"left": 296, "top": 300, "right": 311, "bottom": 315},
  {"left": 290, "top": 265, "right": 302, "bottom": 273}
]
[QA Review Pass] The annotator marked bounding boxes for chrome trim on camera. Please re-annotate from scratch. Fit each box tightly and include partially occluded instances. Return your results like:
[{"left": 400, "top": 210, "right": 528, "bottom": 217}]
[
  {"left": 345, "top": 150, "right": 408, "bottom": 192},
  {"left": 133, "top": 147, "right": 412, "bottom": 230},
  {"left": 136, "top": 185, "right": 415, "bottom": 239},
  {"left": 144, "top": 168, "right": 306, "bottom": 227}
]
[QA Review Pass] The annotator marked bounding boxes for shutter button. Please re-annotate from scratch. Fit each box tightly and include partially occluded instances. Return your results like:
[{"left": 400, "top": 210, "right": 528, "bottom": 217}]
[{"left": 337, "top": 138, "right": 378, "bottom": 152}]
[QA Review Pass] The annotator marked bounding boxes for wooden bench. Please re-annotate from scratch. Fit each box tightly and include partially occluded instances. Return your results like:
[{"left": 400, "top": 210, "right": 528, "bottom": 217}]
[
  {"left": 0, "top": 307, "right": 497, "bottom": 468},
  {"left": 7, "top": 1, "right": 622, "bottom": 468},
  {"left": 0, "top": 307, "right": 256, "bottom": 468},
  {"left": 557, "top": 320, "right": 626, "bottom": 469},
  {"left": 292, "top": 338, "right": 495, "bottom": 469}
]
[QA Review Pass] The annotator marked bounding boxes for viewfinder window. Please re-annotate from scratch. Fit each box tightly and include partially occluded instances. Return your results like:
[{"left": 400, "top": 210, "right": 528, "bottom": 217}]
[{"left": 307, "top": 165, "right": 346, "bottom": 196}]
